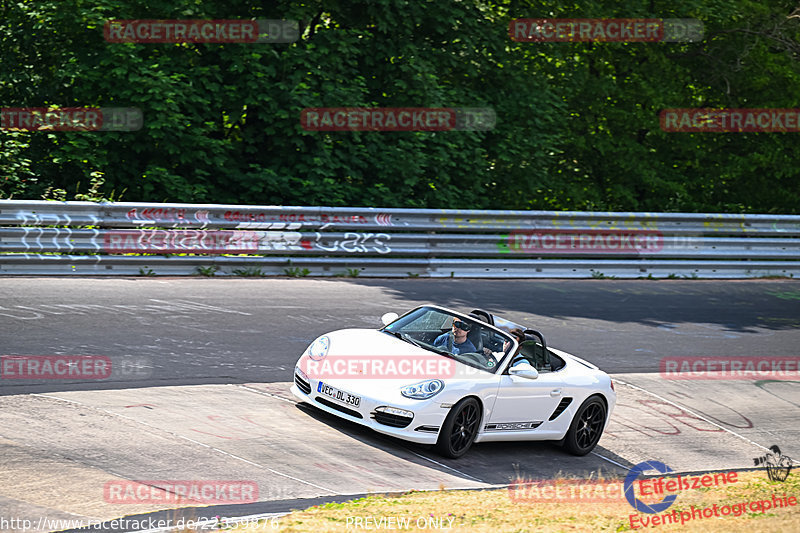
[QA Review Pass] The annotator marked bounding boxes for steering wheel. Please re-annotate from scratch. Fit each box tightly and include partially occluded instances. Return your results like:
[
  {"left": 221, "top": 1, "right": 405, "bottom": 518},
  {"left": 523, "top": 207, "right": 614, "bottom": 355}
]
[{"left": 460, "top": 351, "right": 497, "bottom": 369}]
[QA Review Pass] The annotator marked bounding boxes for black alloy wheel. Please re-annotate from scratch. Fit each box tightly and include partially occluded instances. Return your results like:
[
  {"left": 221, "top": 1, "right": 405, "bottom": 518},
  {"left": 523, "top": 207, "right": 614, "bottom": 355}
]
[
  {"left": 435, "top": 397, "right": 481, "bottom": 458},
  {"left": 563, "top": 396, "right": 607, "bottom": 456}
]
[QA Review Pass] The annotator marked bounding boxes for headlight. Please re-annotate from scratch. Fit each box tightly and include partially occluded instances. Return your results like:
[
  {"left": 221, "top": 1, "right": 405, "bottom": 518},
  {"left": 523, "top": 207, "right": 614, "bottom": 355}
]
[
  {"left": 305, "top": 336, "right": 330, "bottom": 361},
  {"left": 401, "top": 379, "right": 444, "bottom": 400}
]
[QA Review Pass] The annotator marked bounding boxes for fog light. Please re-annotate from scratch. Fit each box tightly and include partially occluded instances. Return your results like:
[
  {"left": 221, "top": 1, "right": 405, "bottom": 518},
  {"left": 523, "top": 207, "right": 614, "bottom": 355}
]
[{"left": 376, "top": 406, "right": 414, "bottom": 418}]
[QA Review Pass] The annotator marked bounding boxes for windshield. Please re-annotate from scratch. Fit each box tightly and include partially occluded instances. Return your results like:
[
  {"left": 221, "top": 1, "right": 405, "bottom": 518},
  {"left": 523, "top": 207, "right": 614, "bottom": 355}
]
[{"left": 381, "top": 306, "right": 515, "bottom": 374}]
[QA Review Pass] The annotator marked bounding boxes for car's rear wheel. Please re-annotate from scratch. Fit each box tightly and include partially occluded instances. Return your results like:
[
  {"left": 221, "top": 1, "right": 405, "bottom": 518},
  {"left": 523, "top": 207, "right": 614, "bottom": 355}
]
[
  {"left": 435, "top": 397, "right": 481, "bottom": 458},
  {"left": 562, "top": 396, "right": 606, "bottom": 456}
]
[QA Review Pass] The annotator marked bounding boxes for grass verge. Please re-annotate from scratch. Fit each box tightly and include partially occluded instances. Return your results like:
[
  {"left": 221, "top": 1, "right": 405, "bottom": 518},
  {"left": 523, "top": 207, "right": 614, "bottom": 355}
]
[{"left": 220, "top": 469, "right": 800, "bottom": 532}]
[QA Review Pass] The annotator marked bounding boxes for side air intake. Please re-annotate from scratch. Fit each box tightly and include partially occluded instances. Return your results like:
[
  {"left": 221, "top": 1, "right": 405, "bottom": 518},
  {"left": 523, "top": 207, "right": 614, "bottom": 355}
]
[{"left": 549, "top": 397, "right": 573, "bottom": 421}]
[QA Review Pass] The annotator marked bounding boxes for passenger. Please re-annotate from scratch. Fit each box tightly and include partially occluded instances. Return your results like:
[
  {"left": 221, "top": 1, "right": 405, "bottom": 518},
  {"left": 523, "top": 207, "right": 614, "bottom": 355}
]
[
  {"left": 433, "top": 318, "right": 477, "bottom": 354},
  {"left": 506, "top": 328, "right": 526, "bottom": 356},
  {"left": 484, "top": 328, "right": 525, "bottom": 357}
]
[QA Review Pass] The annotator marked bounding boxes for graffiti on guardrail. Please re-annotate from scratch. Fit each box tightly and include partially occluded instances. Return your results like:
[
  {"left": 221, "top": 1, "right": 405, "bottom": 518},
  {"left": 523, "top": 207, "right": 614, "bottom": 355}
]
[
  {"left": 702, "top": 218, "right": 747, "bottom": 232},
  {"left": 15, "top": 210, "right": 100, "bottom": 226},
  {"left": 551, "top": 215, "right": 659, "bottom": 231},
  {"left": 436, "top": 216, "right": 518, "bottom": 229},
  {"left": 313, "top": 232, "right": 392, "bottom": 254},
  {"left": 14, "top": 226, "right": 100, "bottom": 253},
  {"left": 2, "top": 201, "right": 799, "bottom": 278},
  {"left": 105, "top": 230, "right": 260, "bottom": 253},
  {"left": 224, "top": 211, "right": 395, "bottom": 228},
  {"left": 7, "top": 228, "right": 394, "bottom": 254},
  {"left": 224, "top": 211, "right": 372, "bottom": 225},
  {"left": 126, "top": 207, "right": 188, "bottom": 223},
  {"left": 103, "top": 230, "right": 315, "bottom": 253},
  {"left": 124, "top": 208, "right": 212, "bottom": 226}
]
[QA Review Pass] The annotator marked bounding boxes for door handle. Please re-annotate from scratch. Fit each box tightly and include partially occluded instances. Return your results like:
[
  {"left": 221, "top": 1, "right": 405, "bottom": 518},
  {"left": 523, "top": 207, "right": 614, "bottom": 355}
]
[{"left": 550, "top": 389, "right": 562, "bottom": 397}]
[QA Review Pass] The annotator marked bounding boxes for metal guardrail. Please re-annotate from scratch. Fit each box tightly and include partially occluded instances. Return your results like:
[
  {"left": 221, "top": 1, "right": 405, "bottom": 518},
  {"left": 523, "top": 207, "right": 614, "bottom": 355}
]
[{"left": 1, "top": 200, "right": 799, "bottom": 278}]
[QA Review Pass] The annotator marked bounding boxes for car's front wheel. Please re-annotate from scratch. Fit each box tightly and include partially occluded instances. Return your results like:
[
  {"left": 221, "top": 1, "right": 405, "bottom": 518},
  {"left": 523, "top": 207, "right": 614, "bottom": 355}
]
[
  {"left": 562, "top": 396, "right": 607, "bottom": 456},
  {"left": 435, "top": 397, "right": 481, "bottom": 458}
]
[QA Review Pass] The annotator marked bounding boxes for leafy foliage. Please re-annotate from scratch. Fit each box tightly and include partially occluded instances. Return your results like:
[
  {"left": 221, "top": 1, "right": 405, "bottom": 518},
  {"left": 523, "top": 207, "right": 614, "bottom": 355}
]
[{"left": 1, "top": 0, "right": 799, "bottom": 213}]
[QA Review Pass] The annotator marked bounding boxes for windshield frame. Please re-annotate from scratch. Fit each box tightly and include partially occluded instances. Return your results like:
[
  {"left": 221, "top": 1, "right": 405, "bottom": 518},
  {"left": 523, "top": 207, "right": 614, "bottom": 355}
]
[{"left": 379, "top": 305, "right": 518, "bottom": 374}]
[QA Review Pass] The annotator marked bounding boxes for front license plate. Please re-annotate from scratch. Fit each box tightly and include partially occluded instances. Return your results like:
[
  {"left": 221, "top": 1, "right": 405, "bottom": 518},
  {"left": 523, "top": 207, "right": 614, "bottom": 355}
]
[{"left": 317, "top": 381, "right": 361, "bottom": 408}]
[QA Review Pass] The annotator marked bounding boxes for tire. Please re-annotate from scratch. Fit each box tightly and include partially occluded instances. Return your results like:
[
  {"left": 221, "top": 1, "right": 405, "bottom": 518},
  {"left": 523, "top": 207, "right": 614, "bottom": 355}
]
[
  {"left": 435, "top": 397, "right": 481, "bottom": 459},
  {"left": 562, "top": 396, "right": 607, "bottom": 456}
]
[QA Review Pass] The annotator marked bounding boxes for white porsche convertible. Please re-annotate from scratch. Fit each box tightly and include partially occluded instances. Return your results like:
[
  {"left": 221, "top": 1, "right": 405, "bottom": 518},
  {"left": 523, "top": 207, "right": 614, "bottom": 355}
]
[{"left": 291, "top": 305, "right": 615, "bottom": 458}]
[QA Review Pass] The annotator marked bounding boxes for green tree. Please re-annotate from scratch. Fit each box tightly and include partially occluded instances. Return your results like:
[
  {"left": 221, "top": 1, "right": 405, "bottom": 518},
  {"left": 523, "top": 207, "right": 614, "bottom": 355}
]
[{"left": 1, "top": 0, "right": 799, "bottom": 213}]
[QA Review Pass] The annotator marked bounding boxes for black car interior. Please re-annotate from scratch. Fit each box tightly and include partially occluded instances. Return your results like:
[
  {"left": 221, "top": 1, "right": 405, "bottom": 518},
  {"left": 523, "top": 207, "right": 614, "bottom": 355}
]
[
  {"left": 508, "top": 329, "right": 566, "bottom": 373},
  {"left": 469, "top": 309, "right": 501, "bottom": 353}
]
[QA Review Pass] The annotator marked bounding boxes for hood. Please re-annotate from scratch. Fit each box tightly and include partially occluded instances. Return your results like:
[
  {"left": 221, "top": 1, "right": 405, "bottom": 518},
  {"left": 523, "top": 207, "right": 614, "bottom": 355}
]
[
  {"left": 324, "top": 328, "right": 440, "bottom": 358},
  {"left": 297, "top": 329, "right": 494, "bottom": 394}
]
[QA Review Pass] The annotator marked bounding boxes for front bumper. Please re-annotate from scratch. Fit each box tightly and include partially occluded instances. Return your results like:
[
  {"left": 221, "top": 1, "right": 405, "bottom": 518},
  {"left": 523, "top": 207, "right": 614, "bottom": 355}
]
[{"left": 291, "top": 372, "right": 447, "bottom": 445}]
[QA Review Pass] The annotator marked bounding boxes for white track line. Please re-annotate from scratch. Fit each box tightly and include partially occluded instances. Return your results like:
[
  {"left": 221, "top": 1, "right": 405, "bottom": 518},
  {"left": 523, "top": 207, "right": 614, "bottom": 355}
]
[
  {"left": 240, "top": 384, "right": 489, "bottom": 484},
  {"left": 590, "top": 451, "right": 629, "bottom": 469},
  {"left": 402, "top": 448, "right": 487, "bottom": 484},
  {"left": 238, "top": 384, "right": 297, "bottom": 404},
  {"left": 613, "top": 378, "right": 777, "bottom": 455},
  {"left": 241, "top": 384, "right": 632, "bottom": 481},
  {"left": 34, "top": 393, "right": 340, "bottom": 495}
]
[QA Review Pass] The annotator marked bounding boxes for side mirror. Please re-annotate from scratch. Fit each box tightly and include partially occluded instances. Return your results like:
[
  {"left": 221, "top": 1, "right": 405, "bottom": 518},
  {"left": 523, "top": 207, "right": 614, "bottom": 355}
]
[
  {"left": 510, "top": 362, "right": 539, "bottom": 380},
  {"left": 380, "top": 312, "right": 399, "bottom": 326}
]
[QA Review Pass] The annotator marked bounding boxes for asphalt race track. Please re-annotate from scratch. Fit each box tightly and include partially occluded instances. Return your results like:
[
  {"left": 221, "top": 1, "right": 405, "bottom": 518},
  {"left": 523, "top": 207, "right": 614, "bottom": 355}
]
[{"left": 1, "top": 278, "right": 799, "bottom": 532}]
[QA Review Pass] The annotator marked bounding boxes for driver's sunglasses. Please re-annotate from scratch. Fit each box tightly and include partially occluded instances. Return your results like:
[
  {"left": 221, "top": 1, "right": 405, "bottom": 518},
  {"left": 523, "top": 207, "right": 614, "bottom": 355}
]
[{"left": 453, "top": 320, "right": 472, "bottom": 331}]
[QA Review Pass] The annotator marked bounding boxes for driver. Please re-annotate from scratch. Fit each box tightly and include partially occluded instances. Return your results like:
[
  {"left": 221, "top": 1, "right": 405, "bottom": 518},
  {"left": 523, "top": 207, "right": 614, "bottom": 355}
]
[{"left": 433, "top": 318, "right": 477, "bottom": 354}]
